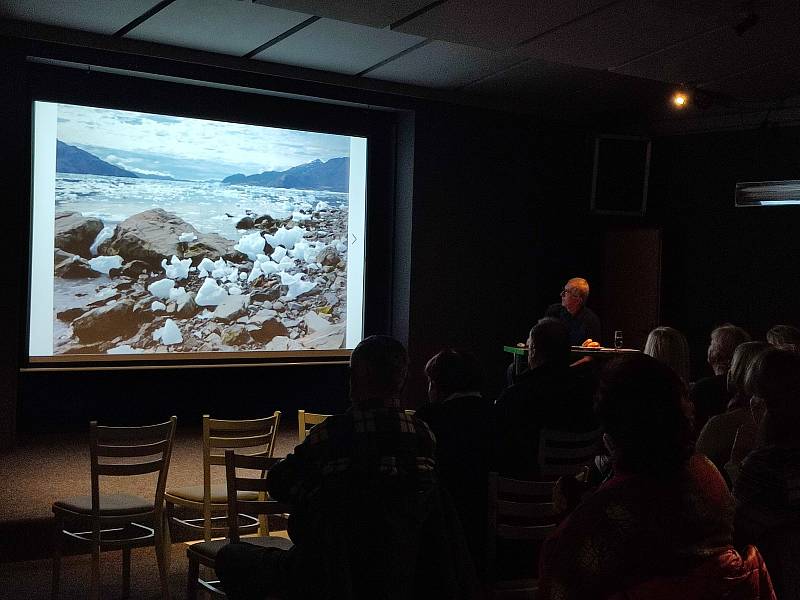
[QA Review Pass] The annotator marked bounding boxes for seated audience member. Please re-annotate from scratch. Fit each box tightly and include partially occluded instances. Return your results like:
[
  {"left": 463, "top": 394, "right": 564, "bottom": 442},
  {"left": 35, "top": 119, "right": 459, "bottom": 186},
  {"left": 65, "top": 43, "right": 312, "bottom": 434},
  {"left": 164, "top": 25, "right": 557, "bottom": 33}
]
[
  {"left": 691, "top": 324, "right": 752, "bottom": 430},
  {"left": 216, "top": 335, "right": 478, "bottom": 600},
  {"left": 734, "top": 347, "right": 800, "bottom": 598},
  {"left": 696, "top": 341, "right": 769, "bottom": 477},
  {"left": 643, "top": 326, "right": 690, "bottom": 384},
  {"left": 538, "top": 355, "right": 775, "bottom": 600},
  {"left": 416, "top": 349, "right": 491, "bottom": 575},
  {"left": 495, "top": 318, "right": 597, "bottom": 480},
  {"left": 766, "top": 323, "right": 800, "bottom": 352},
  {"left": 544, "top": 277, "right": 601, "bottom": 347}
]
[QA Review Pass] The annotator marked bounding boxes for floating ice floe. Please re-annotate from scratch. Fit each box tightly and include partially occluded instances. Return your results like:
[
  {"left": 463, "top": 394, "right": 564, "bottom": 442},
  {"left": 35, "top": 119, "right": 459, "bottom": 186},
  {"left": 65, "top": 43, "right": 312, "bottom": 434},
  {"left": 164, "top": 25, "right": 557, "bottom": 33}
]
[
  {"left": 178, "top": 232, "right": 197, "bottom": 243},
  {"left": 90, "top": 226, "right": 115, "bottom": 256},
  {"left": 235, "top": 232, "right": 266, "bottom": 261},
  {"left": 151, "top": 301, "right": 167, "bottom": 311},
  {"left": 279, "top": 271, "right": 315, "bottom": 301},
  {"left": 153, "top": 318, "right": 182, "bottom": 345},
  {"left": 107, "top": 345, "right": 145, "bottom": 355},
  {"left": 88, "top": 255, "right": 123, "bottom": 274},
  {"left": 196, "top": 277, "right": 229, "bottom": 306},
  {"left": 148, "top": 278, "right": 175, "bottom": 300},
  {"left": 266, "top": 226, "right": 304, "bottom": 251},
  {"left": 161, "top": 255, "right": 192, "bottom": 280}
]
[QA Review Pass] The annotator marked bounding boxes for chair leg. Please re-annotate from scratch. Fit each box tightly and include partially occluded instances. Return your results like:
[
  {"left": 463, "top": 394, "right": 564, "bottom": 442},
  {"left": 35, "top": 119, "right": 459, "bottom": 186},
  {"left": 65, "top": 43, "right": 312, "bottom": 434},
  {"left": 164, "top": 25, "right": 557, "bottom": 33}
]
[
  {"left": 122, "top": 547, "right": 131, "bottom": 598},
  {"left": 163, "top": 511, "right": 172, "bottom": 571},
  {"left": 89, "top": 541, "right": 100, "bottom": 600},
  {"left": 154, "top": 517, "right": 172, "bottom": 600},
  {"left": 51, "top": 516, "right": 62, "bottom": 600},
  {"left": 187, "top": 556, "right": 199, "bottom": 600}
]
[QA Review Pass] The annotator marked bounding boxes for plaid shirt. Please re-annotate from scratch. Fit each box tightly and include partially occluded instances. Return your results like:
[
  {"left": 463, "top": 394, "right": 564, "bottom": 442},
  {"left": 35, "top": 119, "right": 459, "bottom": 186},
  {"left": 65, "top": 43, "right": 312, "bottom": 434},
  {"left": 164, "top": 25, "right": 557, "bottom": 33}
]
[{"left": 267, "top": 406, "right": 437, "bottom": 507}]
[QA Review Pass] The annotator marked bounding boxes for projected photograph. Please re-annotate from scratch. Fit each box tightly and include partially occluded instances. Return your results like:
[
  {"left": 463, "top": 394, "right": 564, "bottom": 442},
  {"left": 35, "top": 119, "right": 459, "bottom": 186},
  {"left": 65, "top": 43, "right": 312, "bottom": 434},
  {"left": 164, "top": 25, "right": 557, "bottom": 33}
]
[{"left": 29, "top": 102, "right": 366, "bottom": 358}]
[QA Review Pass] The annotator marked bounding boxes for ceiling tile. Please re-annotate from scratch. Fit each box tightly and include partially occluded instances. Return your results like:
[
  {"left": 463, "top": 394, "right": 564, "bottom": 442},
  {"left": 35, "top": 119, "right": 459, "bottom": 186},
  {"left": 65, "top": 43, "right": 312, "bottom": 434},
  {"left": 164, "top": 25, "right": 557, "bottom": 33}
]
[
  {"left": 515, "top": 0, "right": 725, "bottom": 71},
  {"left": 253, "top": 0, "right": 433, "bottom": 28},
  {"left": 393, "top": 0, "right": 617, "bottom": 51},
  {"left": 0, "top": 0, "right": 163, "bottom": 35},
  {"left": 364, "top": 41, "right": 523, "bottom": 89},
  {"left": 125, "top": 0, "right": 310, "bottom": 56},
  {"left": 253, "top": 18, "right": 424, "bottom": 76}
]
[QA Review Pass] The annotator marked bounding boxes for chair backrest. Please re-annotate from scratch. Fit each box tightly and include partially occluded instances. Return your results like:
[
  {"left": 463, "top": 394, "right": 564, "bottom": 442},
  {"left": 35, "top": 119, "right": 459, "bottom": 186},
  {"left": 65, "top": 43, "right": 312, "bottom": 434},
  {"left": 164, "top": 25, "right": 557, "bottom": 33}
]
[
  {"left": 90, "top": 416, "right": 177, "bottom": 518},
  {"left": 297, "top": 410, "right": 330, "bottom": 443},
  {"left": 486, "top": 472, "right": 557, "bottom": 582},
  {"left": 202, "top": 412, "right": 281, "bottom": 496},
  {"left": 225, "top": 450, "right": 291, "bottom": 543},
  {"left": 538, "top": 428, "right": 602, "bottom": 480}
]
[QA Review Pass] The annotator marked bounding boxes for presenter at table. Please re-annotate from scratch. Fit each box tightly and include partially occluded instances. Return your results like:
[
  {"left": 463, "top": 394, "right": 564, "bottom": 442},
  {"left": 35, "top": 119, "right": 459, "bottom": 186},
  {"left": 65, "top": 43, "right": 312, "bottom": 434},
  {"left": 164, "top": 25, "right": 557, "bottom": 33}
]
[{"left": 545, "top": 277, "right": 601, "bottom": 347}]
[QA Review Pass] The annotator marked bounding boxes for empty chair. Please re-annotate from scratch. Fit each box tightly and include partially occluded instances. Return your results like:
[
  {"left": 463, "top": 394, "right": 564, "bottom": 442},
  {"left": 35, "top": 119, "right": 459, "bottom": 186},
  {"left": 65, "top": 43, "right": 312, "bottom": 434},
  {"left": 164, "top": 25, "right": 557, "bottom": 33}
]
[
  {"left": 538, "top": 428, "right": 602, "bottom": 480},
  {"left": 297, "top": 409, "right": 330, "bottom": 443},
  {"left": 486, "top": 472, "right": 558, "bottom": 599},
  {"left": 185, "top": 450, "right": 293, "bottom": 599},
  {"left": 52, "top": 416, "right": 177, "bottom": 600},
  {"left": 165, "top": 412, "right": 280, "bottom": 542}
]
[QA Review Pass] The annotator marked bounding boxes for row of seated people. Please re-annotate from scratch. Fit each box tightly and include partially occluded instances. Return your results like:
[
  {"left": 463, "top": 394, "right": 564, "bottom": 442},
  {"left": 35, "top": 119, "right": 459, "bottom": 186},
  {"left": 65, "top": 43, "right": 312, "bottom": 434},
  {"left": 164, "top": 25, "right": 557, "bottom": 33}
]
[{"left": 216, "top": 319, "right": 796, "bottom": 599}]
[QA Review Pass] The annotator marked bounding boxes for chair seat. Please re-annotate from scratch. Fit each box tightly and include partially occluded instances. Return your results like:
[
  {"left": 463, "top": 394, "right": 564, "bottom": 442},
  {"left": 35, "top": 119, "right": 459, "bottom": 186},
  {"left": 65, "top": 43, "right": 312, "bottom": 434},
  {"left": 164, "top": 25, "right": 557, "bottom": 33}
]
[
  {"left": 53, "top": 493, "right": 152, "bottom": 516},
  {"left": 188, "top": 535, "right": 294, "bottom": 560},
  {"left": 166, "top": 484, "right": 259, "bottom": 504}
]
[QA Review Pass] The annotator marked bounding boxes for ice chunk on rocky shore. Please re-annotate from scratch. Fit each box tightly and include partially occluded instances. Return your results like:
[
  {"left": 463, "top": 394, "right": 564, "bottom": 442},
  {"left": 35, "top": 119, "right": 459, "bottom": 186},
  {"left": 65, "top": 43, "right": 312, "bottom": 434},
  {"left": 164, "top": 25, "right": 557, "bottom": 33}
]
[
  {"left": 315, "top": 200, "right": 331, "bottom": 211},
  {"left": 90, "top": 226, "right": 115, "bottom": 256},
  {"left": 234, "top": 232, "right": 266, "bottom": 260},
  {"left": 179, "top": 232, "right": 197, "bottom": 243},
  {"left": 279, "top": 271, "right": 315, "bottom": 300},
  {"left": 196, "top": 277, "right": 228, "bottom": 306},
  {"left": 153, "top": 318, "right": 182, "bottom": 345},
  {"left": 148, "top": 278, "right": 175, "bottom": 299},
  {"left": 88, "top": 255, "right": 123, "bottom": 274},
  {"left": 198, "top": 257, "right": 216, "bottom": 277},
  {"left": 271, "top": 246, "right": 287, "bottom": 262},
  {"left": 151, "top": 301, "right": 166, "bottom": 311},
  {"left": 264, "top": 335, "right": 303, "bottom": 351},
  {"left": 169, "top": 286, "right": 187, "bottom": 301},
  {"left": 162, "top": 255, "right": 192, "bottom": 280},
  {"left": 266, "top": 226, "right": 304, "bottom": 250}
]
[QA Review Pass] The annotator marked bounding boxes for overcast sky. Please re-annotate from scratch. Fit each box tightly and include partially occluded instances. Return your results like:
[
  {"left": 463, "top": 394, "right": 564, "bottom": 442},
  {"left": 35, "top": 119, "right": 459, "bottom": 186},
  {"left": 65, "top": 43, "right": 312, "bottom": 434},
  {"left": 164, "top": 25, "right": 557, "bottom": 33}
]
[{"left": 55, "top": 103, "right": 352, "bottom": 181}]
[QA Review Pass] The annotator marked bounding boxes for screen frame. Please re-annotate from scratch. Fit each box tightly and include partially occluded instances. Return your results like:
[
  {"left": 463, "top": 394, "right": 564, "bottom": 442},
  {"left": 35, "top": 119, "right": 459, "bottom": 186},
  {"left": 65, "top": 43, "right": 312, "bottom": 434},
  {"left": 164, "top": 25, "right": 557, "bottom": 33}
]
[{"left": 20, "top": 60, "right": 400, "bottom": 370}]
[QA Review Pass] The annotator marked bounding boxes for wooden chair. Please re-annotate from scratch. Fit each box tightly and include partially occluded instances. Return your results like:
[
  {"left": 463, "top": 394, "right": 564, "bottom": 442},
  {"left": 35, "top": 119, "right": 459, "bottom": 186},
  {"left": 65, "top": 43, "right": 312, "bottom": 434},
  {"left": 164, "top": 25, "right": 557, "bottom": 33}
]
[
  {"left": 185, "top": 451, "right": 293, "bottom": 599},
  {"left": 297, "top": 410, "right": 330, "bottom": 443},
  {"left": 538, "top": 428, "right": 602, "bottom": 480},
  {"left": 165, "top": 412, "right": 280, "bottom": 543},
  {"left": 52, "top": 416, "right": 177, "bottom": 600},
  {"left": 486, "top": 472, "right": 558, "bottom": 599}
]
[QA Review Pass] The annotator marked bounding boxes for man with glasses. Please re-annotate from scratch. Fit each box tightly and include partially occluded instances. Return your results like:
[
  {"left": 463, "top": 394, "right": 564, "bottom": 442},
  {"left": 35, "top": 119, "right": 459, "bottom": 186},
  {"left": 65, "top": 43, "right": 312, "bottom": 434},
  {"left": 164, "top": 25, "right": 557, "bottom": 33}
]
[{"left": 545, "top": 277, "right": 601, "bottom": 347}]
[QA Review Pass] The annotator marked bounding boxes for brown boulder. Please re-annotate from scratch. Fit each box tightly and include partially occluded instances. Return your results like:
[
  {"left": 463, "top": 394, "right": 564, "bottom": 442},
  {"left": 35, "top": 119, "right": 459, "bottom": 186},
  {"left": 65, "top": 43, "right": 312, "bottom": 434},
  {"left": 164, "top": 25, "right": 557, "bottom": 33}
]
[
  {"left": 98, "top": 209, "right": 238, "bottom": 269},
  {"left": 71, "top": 300, "right": 139, "bottom": 344},
  {"left": 235, "top": 216, "right": 255, "bottom": 229},
  {"left": 248, "top": 319, "right": 289, "bottom": 343},
  {"left": 316, "top": 246, "right": 341, "bottom": 267},
  {"left": 55, "top": 255, "right": 101, "bottom": 279},
  {"left": 54, "top": 212, "right": 104, "bottom": 258}
]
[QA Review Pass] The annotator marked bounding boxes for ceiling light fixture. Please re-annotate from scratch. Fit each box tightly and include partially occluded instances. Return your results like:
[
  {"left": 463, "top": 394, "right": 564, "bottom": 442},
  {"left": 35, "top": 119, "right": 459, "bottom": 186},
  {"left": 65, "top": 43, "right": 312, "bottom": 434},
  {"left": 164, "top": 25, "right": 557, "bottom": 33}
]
[{"left": 671, "top": 90, "right": 689, "bottom": 109}]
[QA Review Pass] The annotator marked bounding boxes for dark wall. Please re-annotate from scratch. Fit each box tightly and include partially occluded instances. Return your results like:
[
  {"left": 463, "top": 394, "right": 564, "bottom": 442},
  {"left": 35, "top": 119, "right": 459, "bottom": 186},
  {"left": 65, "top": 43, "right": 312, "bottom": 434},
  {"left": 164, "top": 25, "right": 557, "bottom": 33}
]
[{"left": 648, "top": 126, "right": 800, "bottom": 379}]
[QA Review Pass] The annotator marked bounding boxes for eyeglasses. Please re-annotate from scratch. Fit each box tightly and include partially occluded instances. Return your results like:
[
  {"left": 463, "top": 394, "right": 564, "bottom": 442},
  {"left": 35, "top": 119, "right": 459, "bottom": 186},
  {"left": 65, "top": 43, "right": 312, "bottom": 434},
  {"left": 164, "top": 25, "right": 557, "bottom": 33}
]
[{"left": 560, "top": 288, "right": 581, "bottom": 299}]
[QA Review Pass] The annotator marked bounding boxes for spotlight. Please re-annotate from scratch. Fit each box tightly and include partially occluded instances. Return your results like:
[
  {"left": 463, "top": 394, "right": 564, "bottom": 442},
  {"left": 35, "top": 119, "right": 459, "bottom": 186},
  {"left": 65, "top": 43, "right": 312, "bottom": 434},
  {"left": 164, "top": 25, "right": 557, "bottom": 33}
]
[{"left": 671, "top": 90, "right": 689, "bottom": 109}]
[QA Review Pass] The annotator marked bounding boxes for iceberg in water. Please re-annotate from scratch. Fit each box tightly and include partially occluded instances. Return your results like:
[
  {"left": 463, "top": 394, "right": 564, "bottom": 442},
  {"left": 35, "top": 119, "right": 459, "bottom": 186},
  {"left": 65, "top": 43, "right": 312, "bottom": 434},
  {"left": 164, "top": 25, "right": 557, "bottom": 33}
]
[
  {"left": 89, "top": 255, "right": 123, "bottom": 274},
  {"left": 279, "top": 271, "right": 315, "bottom": 301},
  {"left": 235, "top": 232, "right": 266, "bottom": 261},
  {"left": 162, "top": 255, "right": 192, "bottom": 280},
  {"left": 153, "top": 318, "right": 182, "bottom": 345},
  {"left": 148, "top": 278, "right": 175, "bottom": 300},
  {"left": 196, "top": 277, "right": 228, "bottom": 306},
  {"left": 266, "top": 226, "right": 304, "bottom": 251}
]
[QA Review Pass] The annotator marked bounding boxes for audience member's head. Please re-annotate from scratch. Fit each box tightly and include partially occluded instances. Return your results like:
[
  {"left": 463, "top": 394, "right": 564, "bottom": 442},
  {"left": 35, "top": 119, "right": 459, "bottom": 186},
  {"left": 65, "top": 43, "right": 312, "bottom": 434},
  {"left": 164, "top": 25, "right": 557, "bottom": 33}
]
[
  {"left": 749, "top": 347, "right": 800, "bottom": 446},
  {"left": 560, "top": 277, "right": 589, "bottom": 315},
  {"left": 708, "top": 324, "right": 752, "bottom": 375},
  {"left": 528, "top": 317, "right": 570, "bottom": 369},
  {"left": 766, "top": 324, "right": 800, "bottom": 353},
  {"left": 596, "top": 354, "right": 692, "bottom": 475},
  {"left": 424, "top": 348, "right": 483, "bottom": 403},
  {"left": 643, "top": 326, "right": 691, "bottom": 383},
  {"left": 349, "top": 335, "right": 408, "bottom": 408},
  {"left": 726, "top": 341, "right": 770, "bottom": 409}
]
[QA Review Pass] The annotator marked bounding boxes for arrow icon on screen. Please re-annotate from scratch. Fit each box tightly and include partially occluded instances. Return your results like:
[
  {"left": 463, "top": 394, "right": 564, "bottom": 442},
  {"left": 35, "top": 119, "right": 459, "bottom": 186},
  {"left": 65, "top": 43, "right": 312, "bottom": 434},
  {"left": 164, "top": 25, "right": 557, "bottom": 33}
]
[{"left": 351, "top": 233, "right": 358, "bottom": 245}]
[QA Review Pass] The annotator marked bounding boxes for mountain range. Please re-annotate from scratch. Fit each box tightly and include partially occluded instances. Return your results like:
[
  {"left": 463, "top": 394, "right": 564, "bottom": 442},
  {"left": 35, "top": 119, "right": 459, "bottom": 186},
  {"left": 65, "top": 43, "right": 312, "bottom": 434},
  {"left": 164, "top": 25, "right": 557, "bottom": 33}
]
[
  {"left": 55, "top": 141, "right": 175, "bottom": 180},
  {"left": 222, "top": 157, "right": 349, "bottom": 192}
]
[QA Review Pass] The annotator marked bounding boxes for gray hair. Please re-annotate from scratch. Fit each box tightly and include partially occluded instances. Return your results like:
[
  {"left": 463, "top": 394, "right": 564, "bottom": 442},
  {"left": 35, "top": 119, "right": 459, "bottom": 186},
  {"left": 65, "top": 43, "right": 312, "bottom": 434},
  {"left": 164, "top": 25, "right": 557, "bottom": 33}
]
[
  {"left": 566, "top": 277, "right": 590, "bottom": 300},
  {"left": 708, "top": 324, "right": 751, "bottom": 374}
]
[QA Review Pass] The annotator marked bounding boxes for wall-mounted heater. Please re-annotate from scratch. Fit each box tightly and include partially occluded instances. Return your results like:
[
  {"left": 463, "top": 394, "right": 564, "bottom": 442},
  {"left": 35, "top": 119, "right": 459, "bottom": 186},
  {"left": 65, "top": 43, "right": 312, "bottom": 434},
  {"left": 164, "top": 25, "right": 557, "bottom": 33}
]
[{"left": 735, "top": 180, "right": 800, "bottom": 207}]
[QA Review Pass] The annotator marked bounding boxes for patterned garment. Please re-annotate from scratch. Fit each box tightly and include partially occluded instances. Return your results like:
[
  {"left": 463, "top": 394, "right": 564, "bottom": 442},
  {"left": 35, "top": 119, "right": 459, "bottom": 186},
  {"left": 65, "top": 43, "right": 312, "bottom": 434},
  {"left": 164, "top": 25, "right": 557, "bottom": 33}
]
[{"left": 267, "top": 406, "right": 437, "bottom": 507}]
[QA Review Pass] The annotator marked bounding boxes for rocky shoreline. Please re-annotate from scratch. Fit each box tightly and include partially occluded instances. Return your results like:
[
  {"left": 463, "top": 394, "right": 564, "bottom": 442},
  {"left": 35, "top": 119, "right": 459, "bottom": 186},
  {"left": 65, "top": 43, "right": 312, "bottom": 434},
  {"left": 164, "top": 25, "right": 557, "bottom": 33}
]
[{"left": 52, "top": 202, "right": 348, "bottom": 355}]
